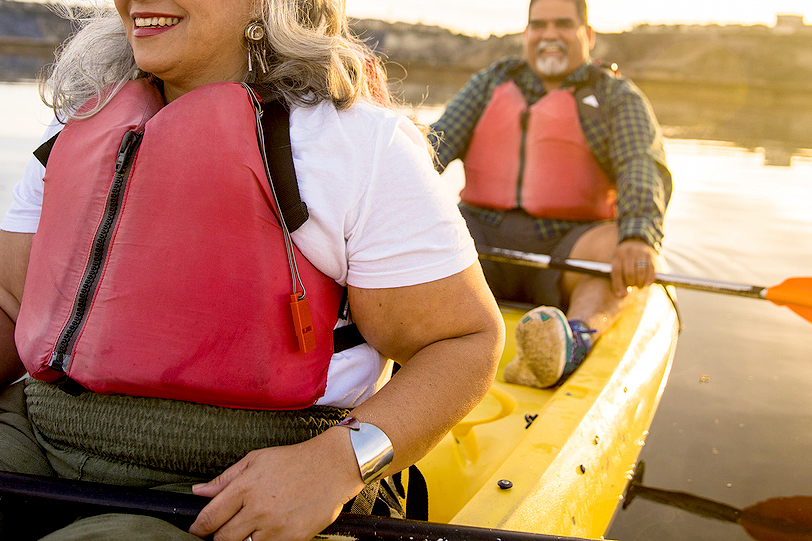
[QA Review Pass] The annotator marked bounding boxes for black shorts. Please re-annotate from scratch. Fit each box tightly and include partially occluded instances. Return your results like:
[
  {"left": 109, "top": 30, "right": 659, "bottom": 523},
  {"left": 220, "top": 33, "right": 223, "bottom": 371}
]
[{"left": 460, "top": 205, "right": 602, "bottom": 310}]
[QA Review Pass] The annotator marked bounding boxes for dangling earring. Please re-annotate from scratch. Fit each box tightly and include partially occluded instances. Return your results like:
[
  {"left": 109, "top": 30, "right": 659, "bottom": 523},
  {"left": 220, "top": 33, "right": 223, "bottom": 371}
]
[{"left": 245, "top": 21, "right": 268, "bottom": 74}]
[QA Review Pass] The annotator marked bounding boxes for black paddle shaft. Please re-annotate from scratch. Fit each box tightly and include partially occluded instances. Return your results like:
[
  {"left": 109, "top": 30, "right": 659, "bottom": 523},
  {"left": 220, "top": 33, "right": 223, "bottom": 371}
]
[{"left": 0, "top": 471, "right": 596, "bottom": 541}]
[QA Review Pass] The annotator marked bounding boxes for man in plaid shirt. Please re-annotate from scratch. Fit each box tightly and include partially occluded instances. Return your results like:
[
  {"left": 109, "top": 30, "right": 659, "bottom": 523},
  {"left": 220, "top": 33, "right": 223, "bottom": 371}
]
[{"left": 430, "top": 0, "right": 672, "bottom": 388}]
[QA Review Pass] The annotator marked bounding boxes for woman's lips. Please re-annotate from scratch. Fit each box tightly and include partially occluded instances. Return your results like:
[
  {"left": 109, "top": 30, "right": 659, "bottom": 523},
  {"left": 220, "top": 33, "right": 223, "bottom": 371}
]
[{"left": 131, "top": 15, "right": 181, "bottom": 37}]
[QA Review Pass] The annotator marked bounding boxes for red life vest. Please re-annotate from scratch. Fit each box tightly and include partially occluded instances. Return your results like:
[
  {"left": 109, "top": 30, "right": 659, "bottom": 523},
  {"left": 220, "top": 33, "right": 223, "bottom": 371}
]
[
  {"left": 460, "top": 80, "right": 617, "bottom": 220},
  {"left": 15, "top": 79, "right": 344, "bottom": 410}
]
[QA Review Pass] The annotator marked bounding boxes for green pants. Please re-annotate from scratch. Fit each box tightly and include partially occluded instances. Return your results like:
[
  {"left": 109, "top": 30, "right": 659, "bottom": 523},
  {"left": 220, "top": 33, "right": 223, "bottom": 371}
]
[
  {"left": 0, "top": 381, "right": 200, "bottom": 539},
  {"left": 39, "top": 514, "right": 199, "bottom": 541},
  {"left": 0, "top": 379, "right": 400, "bottom": 539}
]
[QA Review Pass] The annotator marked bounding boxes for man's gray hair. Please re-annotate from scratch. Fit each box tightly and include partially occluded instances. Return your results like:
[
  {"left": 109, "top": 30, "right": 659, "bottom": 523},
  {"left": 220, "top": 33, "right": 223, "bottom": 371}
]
[{"left": 528, "top": 0, "right": 588, "bottom": 25}]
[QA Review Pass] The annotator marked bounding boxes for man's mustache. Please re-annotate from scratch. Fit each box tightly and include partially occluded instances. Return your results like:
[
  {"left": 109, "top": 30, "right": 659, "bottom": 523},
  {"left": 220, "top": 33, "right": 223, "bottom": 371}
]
[{"left": 535, "top": 40, "right": 568, "bottom": 55}]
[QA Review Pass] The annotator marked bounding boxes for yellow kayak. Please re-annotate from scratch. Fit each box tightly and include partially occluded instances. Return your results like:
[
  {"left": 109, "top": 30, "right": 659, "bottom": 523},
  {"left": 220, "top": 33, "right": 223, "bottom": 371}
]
[
  {"left": 0, "top": 286, "right": 678, "bottom": 541},
  {"left": 416, "top": 284, "right": 680, "bottom": 539}
]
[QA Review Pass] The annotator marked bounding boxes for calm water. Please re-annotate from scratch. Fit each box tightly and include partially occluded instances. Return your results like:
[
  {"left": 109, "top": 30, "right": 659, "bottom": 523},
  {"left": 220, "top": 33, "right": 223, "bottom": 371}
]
[{"left": 3, "top": 83, "right": 812, "bottom": 540}]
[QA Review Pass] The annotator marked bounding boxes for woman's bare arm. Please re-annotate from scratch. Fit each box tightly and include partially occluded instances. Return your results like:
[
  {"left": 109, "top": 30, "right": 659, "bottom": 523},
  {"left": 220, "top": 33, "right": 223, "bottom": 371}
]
[
  {"left": 0, "top": 231, "right": 32, "bottom": 387},
  {"left": 346, "top": 262, "right": 505, "bottom": 472}
]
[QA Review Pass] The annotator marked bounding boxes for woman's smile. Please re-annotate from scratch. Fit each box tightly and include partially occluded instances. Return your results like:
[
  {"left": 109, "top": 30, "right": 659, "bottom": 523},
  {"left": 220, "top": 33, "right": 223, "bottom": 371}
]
[
  {"left": 131, "top": 13, "right": 182, "bottom": 37},
  {"left": 115, "top": 0, "right": 253, "bottom": 100}
]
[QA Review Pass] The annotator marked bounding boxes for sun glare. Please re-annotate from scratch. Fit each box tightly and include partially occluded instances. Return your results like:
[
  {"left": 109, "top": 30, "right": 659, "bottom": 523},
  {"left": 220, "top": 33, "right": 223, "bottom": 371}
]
[{"left": 346, "top": 0, "right": 811, "bottom": 36}]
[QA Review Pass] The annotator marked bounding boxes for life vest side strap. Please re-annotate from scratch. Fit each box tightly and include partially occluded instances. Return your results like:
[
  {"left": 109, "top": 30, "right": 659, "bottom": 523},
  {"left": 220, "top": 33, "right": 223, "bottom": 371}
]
[
  {"left": 34, "top": 133, "right": 60, "bottom": 168},
  {"left": 333, "top": 325, "right": 365, "bottom": 354}
]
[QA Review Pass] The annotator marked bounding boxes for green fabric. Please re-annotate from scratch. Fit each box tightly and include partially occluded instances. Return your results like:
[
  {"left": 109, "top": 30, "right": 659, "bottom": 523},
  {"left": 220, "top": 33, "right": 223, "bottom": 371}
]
[
  {"left": 0, "top": 380, "right": 400, "bottom": 539},
  {"left": 38, "top": 514, "right": 199, "bottom": 541},
  {"left": 0, "top": 381, "right": 54, "bottom": 476},
  {"left": 25, "top": 379, "right": 349, "bottom": 477}
]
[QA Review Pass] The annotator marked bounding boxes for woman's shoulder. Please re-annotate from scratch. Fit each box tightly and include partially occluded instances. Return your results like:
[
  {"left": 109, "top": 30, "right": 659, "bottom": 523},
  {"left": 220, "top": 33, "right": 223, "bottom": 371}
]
[
  {"left": 290, "top": 99, "right": 426, "bottom": 156},
  {"left": 291, "top": 98, "right": 402, "bottom": 132}
]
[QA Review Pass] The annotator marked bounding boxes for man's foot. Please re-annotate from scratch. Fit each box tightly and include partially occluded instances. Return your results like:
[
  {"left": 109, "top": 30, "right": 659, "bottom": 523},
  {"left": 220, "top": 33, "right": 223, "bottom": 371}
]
[{"left": 503, "top": 306, "right": 595, "bottom": 388}]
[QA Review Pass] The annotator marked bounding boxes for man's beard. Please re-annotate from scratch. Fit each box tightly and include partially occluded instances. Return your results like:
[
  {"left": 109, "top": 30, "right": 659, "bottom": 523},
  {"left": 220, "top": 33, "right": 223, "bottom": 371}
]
[{"left": 534, "top": 40, "right": 569, "bottom": 76}]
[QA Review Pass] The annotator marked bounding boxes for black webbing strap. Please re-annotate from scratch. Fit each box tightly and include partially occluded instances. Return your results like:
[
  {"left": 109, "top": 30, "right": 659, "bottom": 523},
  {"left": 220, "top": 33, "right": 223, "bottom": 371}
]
[
  {"left": 256, "top": 93, "right": 365, "bottom": 353},
  {"left": 257, "top": 96, "right": 310, "bottom": 233},
  {"left": 333, "top": 324, "right": 365, "bottom": 354},
  {"left": 34, "top": 132, "right": 59, "bottom": 168}
]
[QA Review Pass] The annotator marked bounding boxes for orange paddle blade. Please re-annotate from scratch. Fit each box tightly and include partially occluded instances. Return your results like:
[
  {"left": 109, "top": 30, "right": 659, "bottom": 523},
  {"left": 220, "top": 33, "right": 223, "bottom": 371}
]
[
  {"left": 741, "top": 496, "right": 812, "bottom": 541},
  {"left": 764, "top": 278, "right": 812, "bottom": 323}
]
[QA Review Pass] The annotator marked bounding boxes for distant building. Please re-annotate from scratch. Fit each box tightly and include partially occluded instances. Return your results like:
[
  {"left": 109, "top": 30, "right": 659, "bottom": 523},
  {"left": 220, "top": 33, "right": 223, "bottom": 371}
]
[{"left": 774, "top": 14, "right": 806, "bottom": 34}]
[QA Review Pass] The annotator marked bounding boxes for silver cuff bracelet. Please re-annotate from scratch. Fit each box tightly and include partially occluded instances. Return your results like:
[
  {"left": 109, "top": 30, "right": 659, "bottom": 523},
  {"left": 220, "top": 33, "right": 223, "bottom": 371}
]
[{"left": 337, "top": 416, "right": 394, "bottom": 484}]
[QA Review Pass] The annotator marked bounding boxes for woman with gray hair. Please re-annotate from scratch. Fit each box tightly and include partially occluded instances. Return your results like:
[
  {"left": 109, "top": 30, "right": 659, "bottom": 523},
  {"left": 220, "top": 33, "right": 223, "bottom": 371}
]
[{"left": 0, "top": 0, "right": 504, "bottom": 539}]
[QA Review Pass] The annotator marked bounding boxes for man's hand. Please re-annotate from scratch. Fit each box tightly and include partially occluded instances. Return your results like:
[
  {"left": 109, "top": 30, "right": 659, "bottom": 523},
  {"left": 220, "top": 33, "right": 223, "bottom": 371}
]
[{"left": 610, "top": 238, "right": 658, "bottom": 297}]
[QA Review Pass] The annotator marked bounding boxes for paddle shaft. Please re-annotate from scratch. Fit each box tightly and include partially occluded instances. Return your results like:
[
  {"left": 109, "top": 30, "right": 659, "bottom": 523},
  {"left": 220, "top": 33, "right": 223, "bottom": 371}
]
[
  {"left": 0, "top": 471, "right": 595, "bottom": 541},
  {"left": 626, "top": 483, "right": 742, "bottom": 523},
  {"left": 625, "top": 482, "right": 812, "bottom": 540},
  {"left": 480, "top": 247, "right": 769, "bottom": 299}
]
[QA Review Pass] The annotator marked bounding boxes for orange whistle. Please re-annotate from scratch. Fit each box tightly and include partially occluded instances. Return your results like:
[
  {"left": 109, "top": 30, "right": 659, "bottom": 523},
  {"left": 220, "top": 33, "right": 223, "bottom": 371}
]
[{"left": 289, "top": 294, "right": 316, "bottom": 353}]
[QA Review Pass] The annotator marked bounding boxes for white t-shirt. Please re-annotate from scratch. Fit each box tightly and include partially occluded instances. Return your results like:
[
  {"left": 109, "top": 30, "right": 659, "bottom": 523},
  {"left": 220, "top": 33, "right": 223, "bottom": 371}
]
[{"left": 2, "top": 99, "right": 477, "bottom": 408}]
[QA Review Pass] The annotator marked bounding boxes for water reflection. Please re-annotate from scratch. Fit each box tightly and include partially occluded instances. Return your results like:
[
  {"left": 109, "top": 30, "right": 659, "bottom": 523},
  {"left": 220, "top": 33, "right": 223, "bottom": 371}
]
[
  {"left": 0, "top": 54, "right": 45, "bottom": 82},
  {"left": 635, "top": 81, "right": 812, "bottom": 166},
  {"left": 624, "top": 463, "right": 812, "bottom": 541},
  {"left": 2, "top": 48, "right": 810, "bottom": 165},
  {"left": 388, "top": 64, "right": 812, "bottom": 167}
]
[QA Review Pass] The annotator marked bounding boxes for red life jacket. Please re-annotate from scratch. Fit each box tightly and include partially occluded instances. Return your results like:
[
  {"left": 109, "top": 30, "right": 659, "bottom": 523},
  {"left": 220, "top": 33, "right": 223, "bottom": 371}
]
[
  {"left": 460, "top": 80, "right": 617, "bottom": 220},
  {"left": 15, "top": 79, "right": 344, "bottom": 410}
]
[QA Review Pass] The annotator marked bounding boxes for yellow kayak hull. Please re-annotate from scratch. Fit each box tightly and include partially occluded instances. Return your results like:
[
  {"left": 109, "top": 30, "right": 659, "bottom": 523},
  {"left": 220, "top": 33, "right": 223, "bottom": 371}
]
[{"left": 416, "top": 285, "right": 679, "bottom": 539}]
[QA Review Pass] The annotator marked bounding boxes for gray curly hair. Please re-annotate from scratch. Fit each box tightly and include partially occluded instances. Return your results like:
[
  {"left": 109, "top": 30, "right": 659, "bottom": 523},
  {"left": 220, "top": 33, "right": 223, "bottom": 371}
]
[{"left": 40, "top": 0, "right": 389, "bottom": 121}]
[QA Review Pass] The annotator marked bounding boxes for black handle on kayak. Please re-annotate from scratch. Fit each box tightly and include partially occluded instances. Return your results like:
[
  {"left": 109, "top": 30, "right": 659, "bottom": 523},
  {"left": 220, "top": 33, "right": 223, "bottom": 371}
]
[{"left": 0, "top": 471, "right": 596, "bottom": 541}]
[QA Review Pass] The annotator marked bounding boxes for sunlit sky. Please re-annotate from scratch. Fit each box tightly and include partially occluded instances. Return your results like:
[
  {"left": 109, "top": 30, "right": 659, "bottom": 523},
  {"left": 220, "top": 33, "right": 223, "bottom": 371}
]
[{"left": 346, "top": 0, "right": 812, "bottom": 36}]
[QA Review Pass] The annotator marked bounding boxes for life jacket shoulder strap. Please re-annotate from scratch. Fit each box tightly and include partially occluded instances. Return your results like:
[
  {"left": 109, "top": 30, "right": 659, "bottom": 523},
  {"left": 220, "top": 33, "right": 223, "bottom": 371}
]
[
  {"left": 570, "top": 63, "right": 616, "bottom": 123},
  {"left": 257, "top": 96, "right": 309, "bottom": 233},
  {"left": 569, "top": 63, "right": 620, "bottom": 182}
]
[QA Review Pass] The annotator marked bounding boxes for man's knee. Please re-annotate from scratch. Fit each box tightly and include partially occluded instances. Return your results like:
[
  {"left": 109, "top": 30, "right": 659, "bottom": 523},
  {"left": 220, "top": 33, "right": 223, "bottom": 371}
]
[{"left": 568, "top": 222, "right": 618, "bottom": 263}]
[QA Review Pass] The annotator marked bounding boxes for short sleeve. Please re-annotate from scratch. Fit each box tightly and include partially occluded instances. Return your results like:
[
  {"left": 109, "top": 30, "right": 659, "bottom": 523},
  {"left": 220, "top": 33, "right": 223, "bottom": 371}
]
[
  {"left": 1, "top": 118, "right": 62, "bottom": 233},
  {"left": 346, "top": 116, "right": 477, "bottom": 288},
  {"left": 288, "top": 101, "right": 478, "bottom": 290}
]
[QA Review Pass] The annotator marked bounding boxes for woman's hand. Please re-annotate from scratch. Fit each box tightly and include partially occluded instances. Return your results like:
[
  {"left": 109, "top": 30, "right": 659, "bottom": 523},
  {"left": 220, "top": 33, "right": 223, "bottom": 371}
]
[{"left": 188, "top": 426, "right": 363, "bottom": 541}]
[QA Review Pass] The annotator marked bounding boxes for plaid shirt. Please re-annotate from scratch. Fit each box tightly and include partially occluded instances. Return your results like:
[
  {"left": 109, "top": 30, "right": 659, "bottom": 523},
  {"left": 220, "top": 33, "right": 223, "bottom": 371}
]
[{"left": 429, "top": 58, "right": 672, "bottom": 249}]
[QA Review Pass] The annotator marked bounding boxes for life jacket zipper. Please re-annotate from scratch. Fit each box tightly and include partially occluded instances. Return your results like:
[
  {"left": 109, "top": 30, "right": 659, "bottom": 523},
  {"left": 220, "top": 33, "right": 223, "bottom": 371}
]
[
  {"left": 516, "top": 108, "right": 530, "bottom": 208},
  {"left": 48, "top": 130, "right": 143, "bottom": 373}
]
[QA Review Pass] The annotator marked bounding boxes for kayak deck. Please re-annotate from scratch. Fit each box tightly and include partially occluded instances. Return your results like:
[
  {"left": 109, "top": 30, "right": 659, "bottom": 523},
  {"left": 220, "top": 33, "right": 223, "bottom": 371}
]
[{"left": 416, "top": 284, "right": 679, "bottom": 539}]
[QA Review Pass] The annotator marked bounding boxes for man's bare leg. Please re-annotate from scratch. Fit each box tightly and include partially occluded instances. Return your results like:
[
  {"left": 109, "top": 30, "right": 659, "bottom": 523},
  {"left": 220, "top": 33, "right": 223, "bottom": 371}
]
[
  {"left": 562, "top": 222, "right": 630, "bottom": 338},
  {"left": 505, "top": 222, "right": 658, "bottom": 388}
]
